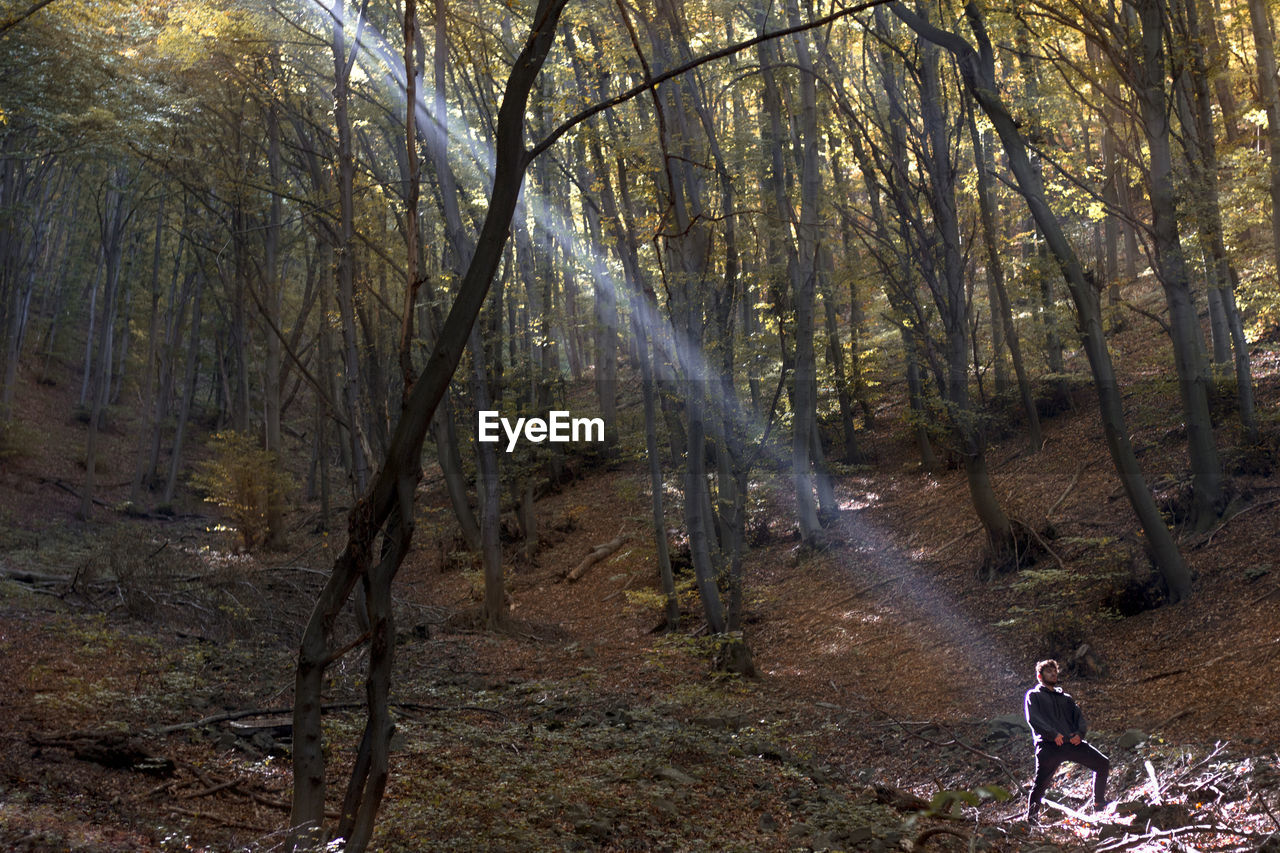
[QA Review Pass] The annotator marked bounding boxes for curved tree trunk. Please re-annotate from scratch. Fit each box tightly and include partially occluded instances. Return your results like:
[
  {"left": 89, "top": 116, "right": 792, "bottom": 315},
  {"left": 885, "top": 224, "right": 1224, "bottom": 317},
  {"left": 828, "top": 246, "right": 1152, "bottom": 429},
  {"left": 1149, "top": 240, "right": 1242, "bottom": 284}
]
[
  {"left": 289, "top": 3, "right": 568, "bottom": 846},
  {"left": 889, "top": 0, "right": 1192, "bottom": 601}
]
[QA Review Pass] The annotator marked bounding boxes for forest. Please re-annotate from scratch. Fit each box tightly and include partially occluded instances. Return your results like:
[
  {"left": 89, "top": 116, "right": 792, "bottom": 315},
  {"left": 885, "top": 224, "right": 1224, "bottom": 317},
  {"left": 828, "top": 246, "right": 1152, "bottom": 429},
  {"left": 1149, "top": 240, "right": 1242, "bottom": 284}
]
[{"left": 3, "top": 0, "right": 1280, "bottom": 849}]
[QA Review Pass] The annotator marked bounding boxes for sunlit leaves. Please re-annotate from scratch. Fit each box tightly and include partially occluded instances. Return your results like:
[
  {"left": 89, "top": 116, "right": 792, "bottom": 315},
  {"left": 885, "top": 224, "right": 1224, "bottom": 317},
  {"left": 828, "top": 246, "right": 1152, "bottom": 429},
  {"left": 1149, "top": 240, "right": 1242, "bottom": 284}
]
[{"left": 1243, "top": 107, "right": 1269, "bottom": 129}]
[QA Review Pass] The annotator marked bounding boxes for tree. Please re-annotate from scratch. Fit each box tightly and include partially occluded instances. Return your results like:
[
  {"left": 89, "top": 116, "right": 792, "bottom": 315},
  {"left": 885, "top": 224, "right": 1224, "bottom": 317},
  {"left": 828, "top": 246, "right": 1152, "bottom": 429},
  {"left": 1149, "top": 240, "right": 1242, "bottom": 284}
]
[
  {"left": 289, "top": 3, "right": 568, "bottom": 846},
  {"left": 888, "top": 0, "right": 1193, "bottom": 602},
  {"left": 856, "top": 8, "right": 1018, "bottom": 561},
  {"left": 1013, "top": 0, "right": 1226, "bottom": 530},
  {"left": 1247, "top": 0, "right": 1280, "bottom": 268}
]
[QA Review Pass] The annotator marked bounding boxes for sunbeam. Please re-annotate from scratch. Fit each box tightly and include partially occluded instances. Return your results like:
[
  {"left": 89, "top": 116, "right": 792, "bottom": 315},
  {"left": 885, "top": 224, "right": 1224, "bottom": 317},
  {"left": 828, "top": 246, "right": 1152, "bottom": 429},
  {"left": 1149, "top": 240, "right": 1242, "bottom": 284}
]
[{"left": 295, "top": 0, "right": 1019, "bottom": 691}]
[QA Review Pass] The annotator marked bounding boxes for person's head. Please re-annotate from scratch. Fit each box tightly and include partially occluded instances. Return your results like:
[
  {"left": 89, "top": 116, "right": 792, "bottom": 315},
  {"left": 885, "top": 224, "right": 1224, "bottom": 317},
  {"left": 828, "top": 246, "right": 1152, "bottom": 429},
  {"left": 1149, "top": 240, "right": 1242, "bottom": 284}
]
[{"left": 1035, "top": 659, "right": 1060, "bottom": 686}]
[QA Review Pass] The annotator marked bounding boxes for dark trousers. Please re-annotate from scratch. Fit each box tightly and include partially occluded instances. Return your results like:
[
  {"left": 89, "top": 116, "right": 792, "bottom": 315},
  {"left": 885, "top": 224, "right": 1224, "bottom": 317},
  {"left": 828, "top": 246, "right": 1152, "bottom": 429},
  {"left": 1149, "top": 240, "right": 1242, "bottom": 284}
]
[{"left": 1027, "top": 741, "right": 1110, "bottom": 813}]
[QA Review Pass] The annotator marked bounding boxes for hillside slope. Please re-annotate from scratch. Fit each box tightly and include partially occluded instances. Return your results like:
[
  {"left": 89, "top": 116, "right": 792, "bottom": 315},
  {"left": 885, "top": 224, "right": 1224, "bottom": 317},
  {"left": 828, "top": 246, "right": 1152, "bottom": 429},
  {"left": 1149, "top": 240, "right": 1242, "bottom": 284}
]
[{"left": 2, "top": 299, "right": 1279, "bottom": 851}]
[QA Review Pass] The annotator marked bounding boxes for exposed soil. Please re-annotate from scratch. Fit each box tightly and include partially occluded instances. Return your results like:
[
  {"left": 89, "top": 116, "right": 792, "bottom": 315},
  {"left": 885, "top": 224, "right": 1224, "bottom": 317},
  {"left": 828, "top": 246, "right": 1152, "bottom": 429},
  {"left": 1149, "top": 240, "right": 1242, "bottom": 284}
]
[{"left": 2, "top": 298, "right": 1280, "bottom": 851}]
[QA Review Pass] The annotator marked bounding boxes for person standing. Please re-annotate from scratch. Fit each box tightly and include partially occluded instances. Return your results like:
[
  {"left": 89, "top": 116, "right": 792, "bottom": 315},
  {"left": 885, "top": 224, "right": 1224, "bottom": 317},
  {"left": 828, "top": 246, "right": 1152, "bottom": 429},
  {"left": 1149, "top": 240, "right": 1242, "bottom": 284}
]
[{"left": 1024, "top": 659, "right": 1110, "bottom": 823}]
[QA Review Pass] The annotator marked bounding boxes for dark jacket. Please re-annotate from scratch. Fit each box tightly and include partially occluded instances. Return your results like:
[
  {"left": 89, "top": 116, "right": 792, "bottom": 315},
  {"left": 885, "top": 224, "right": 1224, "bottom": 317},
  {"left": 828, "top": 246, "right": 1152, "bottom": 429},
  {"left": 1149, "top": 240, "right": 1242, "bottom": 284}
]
[{"left": 1024, "top": 683, "right": 1087, "bottom": 747}]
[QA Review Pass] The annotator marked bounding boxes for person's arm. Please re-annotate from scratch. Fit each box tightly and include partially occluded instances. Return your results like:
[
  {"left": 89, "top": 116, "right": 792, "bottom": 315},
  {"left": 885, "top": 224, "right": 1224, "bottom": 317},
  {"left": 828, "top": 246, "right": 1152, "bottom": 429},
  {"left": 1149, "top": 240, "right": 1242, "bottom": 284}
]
[{"left": 1070, "top": 698, "right": 1088, "bottom": 739}]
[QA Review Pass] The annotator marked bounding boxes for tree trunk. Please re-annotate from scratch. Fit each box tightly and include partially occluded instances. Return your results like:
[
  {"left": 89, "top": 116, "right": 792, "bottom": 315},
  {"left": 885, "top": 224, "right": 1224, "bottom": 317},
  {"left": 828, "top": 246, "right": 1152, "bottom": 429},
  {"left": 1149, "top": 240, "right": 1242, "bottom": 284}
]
[
  {"left": 82, "top": 175, "right": 130, "bottom": 521},
  {"left": 821, "top": 250, "right": 860, "bottom": 462},
  {"left": 682, "top": 382, "right": 726, "bottom": 634},
  {"left": 903, "top": 329, "right": 940, "bottom": 472},
  {"left": 420, "top": 0, "right": 482, "bottom": 552},
  {"left": 580, "top": 153, "right": 619, "bottom": 453},
  {"left": 608, "top": 150, "right": 680, "bottom": 630},
  {"left": 889, "top": 0, "right": 1192, "bottom": 600},
  {"left": 1175, "top": 0, "right": 1259, "bottom": 441},
  {"left": 1247, "top": 0, "right": 1280, "bottom": 266},
  {"left": 129, "top": 198, "right": 166, "bottom": 506},
  {"left": 1016, "top": 27, "right": 1067, "bottom": 400},
  {"left": 289, "top": 4, "right": 567, "bottom": 846},
  {"left": 470, "top": 328, "right": 506, "bottom": 630},
  {"left": 1133, "top": 0, "right": 1224, "bottom": 530},
  {"left": 756, "top": 11, "right": 821, "bottom": 541},
  {"left": 787, "top": 0, "right": 830, "bottom": 540},
  {"left": 263, "top": 99, "right": 287, "bottom": 548},
  {"left": 333, "top": 0, "right": 369, "bottom": 495},
  {"left": 968, "top": 103, "right": 1042, "bottom": 451},
  {"left": 164, "top": 269, "right": 203, "bottom": 508},
  {"left": 1203, "top": 0, "right": 1240, "bottom": 143},
  {"left": 916, "top": 23, "right": 1013, "bottom": 551}
]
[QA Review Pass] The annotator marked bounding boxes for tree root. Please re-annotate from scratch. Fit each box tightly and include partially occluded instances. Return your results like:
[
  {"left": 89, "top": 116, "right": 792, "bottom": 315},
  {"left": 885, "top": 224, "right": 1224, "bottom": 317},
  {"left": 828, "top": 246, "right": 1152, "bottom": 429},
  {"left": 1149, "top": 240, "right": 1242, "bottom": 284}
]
[
  {"left": 980, "top": 518, "right": 1057, "bottom": 577},
  {"left": 914, "top": 826, "right": 973, "bottom": 848}
]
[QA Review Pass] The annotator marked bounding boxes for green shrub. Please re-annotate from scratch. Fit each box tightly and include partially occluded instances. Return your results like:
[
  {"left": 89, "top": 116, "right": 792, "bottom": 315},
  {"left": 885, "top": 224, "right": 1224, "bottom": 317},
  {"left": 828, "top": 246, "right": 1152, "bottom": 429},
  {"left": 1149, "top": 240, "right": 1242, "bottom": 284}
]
[{"left": 191, "top": 431, "right": 293, "bottom": 550}]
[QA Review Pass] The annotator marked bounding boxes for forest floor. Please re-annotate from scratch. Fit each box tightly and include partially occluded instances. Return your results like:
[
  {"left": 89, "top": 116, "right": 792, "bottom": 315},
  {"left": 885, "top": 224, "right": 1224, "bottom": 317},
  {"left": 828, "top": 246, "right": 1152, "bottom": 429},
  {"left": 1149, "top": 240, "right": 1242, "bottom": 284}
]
[{"left": 3, "top": 295, "right": 1280, "bottom": 852}]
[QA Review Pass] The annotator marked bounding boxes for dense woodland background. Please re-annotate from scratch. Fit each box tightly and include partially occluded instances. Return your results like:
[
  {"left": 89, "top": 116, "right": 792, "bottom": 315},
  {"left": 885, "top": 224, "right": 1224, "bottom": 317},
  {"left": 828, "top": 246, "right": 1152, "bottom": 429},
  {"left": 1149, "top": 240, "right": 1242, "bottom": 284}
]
[{"left": 3, "top": 0, "right": 1280, "bottom": 849}]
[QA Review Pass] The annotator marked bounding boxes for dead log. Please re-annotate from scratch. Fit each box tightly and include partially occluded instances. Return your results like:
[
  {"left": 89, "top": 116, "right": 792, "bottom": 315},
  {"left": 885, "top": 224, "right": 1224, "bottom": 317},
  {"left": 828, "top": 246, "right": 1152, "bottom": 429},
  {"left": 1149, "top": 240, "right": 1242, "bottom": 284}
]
[
  {"left": 29, "top": 730, "right": 175, "bottom": 775},
  {"left": 0, "top": 568, "right": 67, "bottom": 586},
  {"left": 869, "top": 782, "right": 930, "bottom": 811},
  {"left": 565, "top": 534, "right": 631, "bottom": 582}
]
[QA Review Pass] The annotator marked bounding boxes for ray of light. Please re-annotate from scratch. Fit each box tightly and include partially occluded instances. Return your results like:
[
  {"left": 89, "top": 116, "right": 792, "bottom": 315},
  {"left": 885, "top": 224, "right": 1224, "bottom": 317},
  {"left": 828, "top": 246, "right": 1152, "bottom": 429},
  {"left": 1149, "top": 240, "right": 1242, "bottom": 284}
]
[{"left": 293, "top": 0, "right": 1020, "bottom": 686}]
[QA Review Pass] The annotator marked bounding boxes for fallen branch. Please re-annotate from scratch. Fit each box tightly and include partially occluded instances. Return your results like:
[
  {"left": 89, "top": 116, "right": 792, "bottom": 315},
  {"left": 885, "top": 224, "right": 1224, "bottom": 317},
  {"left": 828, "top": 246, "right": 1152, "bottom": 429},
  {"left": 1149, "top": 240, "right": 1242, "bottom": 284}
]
[
  {"left": 244, "top": 790, "right": 291, "bottom": 810},
  {"left": 1152, "top": 708, "right": 1192, "bottom": 733},
  {"left": 1249, "top": 583, "right": 1280, "bottom": 606},
  {"left": 1118, "top": 299, "right": 1171, "bottom": 335},
  {"left": 392, "top": 704, "right": 507, "bottom": 723},
  {"left": 796, "top": 576, "right": 902, "bottom": 625},
  {"left": 1094, "top": 824, "right": 1242, "bottom": 852},
  {"left": 38, "top": 477, "right": 115, "bottom": 509},
  {"left": 601, "top": 572, "right": 638, "bottom": 603},
  {"left": 1138, "top": 637, "right": 1280, "bottom": 684},
  {"left": 175, "top": 759, "right": 216, "bottom": 789},
  {"left": 1047, "top": 462, "right": 1087, "bottom": 520},
  {"left": 880, "top": 713, "right": 1016, "bottom": 785},
  {"left": 180, "top": 778, "right": 241, "bottom": 800},
  {"left": 0, "top": 567, "right": 67, "bottom": 586},
  {"left": 565, "top": 534, "right": 631, "bottom": 582},
  {"left": 150, "top": 706, "right": 329, "bottom": 736},
  {"left": 870, "top": 782, "right": 930, "bottom": 811},
  {"left": 165, "top": 805, "right": 272, "bottom": 832},
  {"left": 934, "top": 524, "right": 981, "bottom": 555},
  {"left": 322, "top": 630, "right": 372, "bottom": 667},
  {"left": 1014, "top": 517, "right": 1065, "bottom": 571},
  {"left": 797, "top": 589, "right": 869, "bottom": 623},
  {"left": 1253, "top": 785, "right": 1280, "bottom": 832},
  {"left": 1043, "top": 797, "right": 1103, "bottom": 823},
  {"left": 138, "top": 778, "right": 184, "bottom": 801},
  {"left": 1145, "top": 759, "right": 1163, "bottom": 804},
  {"left": 149, "top": 699, "right": 496, "bottom": 736},
  {"left": 1199, "top": 497, "right": 1280, "bottom": 548}
]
